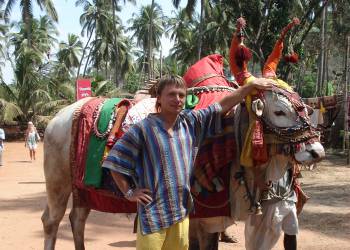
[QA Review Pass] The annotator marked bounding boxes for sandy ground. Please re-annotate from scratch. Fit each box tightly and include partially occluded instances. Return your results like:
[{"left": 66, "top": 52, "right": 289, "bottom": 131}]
[{"left": 0, "top": 142, "right": 349, "bottom": 250}]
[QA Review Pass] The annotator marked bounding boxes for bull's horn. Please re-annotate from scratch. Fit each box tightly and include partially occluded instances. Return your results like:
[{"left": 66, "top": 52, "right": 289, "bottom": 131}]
[
  {"left": 262, "top": 17, "right": 300, "bottom": 78},
  {"left": 229, "top": 17, "right": 253, "bottom": 85}
]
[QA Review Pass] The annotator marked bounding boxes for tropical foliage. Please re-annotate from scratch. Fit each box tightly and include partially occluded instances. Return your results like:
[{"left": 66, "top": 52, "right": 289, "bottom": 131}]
[{"left": 0, "top": 0, "right": 349, "bottom": 129}]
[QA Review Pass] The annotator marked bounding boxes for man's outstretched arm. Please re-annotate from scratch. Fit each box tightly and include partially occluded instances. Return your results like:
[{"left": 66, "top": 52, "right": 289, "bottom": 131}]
[{"left": 219, "top": 78, "right": 274, "bottom": 114}]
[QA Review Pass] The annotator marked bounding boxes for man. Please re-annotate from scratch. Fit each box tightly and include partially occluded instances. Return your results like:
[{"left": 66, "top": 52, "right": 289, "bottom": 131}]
[
  {"left": 0, "top": 127, "right": 5, "bottom": 166},
  {"left": 245, "top": 158, "right": 298, "bottom": 250},
  {"left": 103, "top": 75, "right": 273, "bottom": 250}
]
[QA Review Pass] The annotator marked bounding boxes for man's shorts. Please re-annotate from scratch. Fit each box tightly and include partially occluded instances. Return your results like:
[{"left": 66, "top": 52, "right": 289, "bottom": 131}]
[
  {"left": 272, "top": 200, "right": 299, "bottom": 235},
  {"left": 245, "top": 200, "right": 298, "bottom": 250},
  {"left": 136, "top": 217, "right": 189, "bottom": 250}
]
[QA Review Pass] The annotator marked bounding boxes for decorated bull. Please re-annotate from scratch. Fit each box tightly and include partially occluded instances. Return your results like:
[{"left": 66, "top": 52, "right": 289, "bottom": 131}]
[
  {"left": 41, "top": 18, "right": 325, "bottom": 250},
  {"left": 189, "top": 17, "right": 325, "bottom": 250}
]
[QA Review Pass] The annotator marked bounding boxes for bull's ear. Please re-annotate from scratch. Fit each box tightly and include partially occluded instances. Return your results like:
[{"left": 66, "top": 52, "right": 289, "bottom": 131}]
[
  {"left": 305, "top": 104, "right": 314, "bottom": 116},
  {"left": 252, "top": 99, "right": 264, "bottom": 117}
]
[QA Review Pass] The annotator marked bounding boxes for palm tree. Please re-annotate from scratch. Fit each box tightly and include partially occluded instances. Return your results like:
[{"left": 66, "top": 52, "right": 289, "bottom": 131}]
[
  {"left": 128, "top": 3, "right": 166, "bottom": 81},
  {"left": 90, "top": 35, "right": 114, "bottom": 78},
  {"left": 57, "top": 34, "right": 83, "bottom": 75},
  {"left": 113, "top": 35, "right": 135, "bottom": 85},
  {"left": 0, "top": 0, "right": 57, "bottom": 46},
  {"left": 1, "top": 16, "right": 60, "bottom": 122},
  {"left": 110, "top": 0, "right": 135, "bottom": 87},
  {"left": 168, "top": 8, "right": 192, "bottom": 44},
  {"left": 0, "top": 9, "right": 8, "bottom": 81},
  {"left": 76, "top": 0, "right": 112, "bottom": 78},
  {"left": 168, "top": 8, "right": 198, "bottom": 68},
  {"left": 172, "top": 0, "right": 205, "bottom": 60},
  {"left": 0, "top": 0, "right": 57, "bottom": 22},
  {"left": 203, "top": 3, "right": 234, "bottom": 58}
]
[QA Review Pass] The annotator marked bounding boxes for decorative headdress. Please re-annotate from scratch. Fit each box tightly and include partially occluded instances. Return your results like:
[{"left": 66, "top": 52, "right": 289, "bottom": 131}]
[
  {"left": 229, "top": 17, "right": 300, "bottom": 167},
  {"left": 230, "top": 17, "right": 300, "bottom": 85},
  {"left": 262, "top": 17, "right": 300, "bottom": 78},
  {"left": 229, "top": 17, "right": 253, "bottom": 85}
]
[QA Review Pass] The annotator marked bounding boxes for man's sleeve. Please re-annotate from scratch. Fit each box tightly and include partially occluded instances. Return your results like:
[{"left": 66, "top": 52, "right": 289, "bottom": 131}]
[
  {"left": 187, "top": 103, "right": 223, "bottom": 143},
  {"left": 102, "top": 125, "right": 142, "bottom": 178}
]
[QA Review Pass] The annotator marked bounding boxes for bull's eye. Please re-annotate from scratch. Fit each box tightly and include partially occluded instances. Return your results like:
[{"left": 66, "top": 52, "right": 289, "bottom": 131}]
[{"left": 274, "top": 110, "right": 285, "bottom": 116}]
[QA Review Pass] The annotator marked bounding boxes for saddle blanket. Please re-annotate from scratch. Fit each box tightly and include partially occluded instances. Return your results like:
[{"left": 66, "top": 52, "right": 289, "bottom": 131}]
[{"left": 71, "top": 97, "right": 136, "bottom": 213}]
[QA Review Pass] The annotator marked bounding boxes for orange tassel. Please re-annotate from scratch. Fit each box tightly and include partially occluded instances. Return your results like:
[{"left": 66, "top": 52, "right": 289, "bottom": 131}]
[
  {"left": 284, "top": 52, "right": 299, "bottom": 63},
  {"left": 235, "top": 44, "right": 252, "bottom": 69},
  {"left": 252, "top": 120, "right": 268, "bottom": 165}
]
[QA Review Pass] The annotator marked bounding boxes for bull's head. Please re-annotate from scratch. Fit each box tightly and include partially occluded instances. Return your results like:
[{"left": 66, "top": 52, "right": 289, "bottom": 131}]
[
  {"left": 230, "top": 17, "right": 325, "bottom": 166},
  {"left": 252, "top": 87, "right": 325, "bottom": 164}
]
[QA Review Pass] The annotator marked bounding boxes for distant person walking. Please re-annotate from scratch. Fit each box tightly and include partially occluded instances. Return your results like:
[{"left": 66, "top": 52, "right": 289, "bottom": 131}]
[
  {"left": 0, "top": 127, "right": 5, "bottom": 166},
  {"left": 25, "top": 122, "right": 40, "bottom": 161}
]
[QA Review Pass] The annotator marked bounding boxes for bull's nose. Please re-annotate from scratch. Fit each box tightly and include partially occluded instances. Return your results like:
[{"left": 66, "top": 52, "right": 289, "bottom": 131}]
[{"left": 310, "top": 149, "right": 319, "bottom": 159}]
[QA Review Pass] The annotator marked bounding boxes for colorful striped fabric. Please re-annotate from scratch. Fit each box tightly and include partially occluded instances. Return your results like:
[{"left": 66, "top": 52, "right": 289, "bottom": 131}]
[
  {"left": 84, "top": 98, "right": 122, "bottom": 187},
  {"left": 102, "top": 103, "right": 222, "bottom": 234},
  {"left": 72, "top": 97, "right": 136, "bottom": 213}
]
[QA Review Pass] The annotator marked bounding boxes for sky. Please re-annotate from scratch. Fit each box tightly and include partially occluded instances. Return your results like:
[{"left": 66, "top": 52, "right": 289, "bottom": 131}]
[{"left": 2, "top": 0, "right": 191, "bottom": 83}]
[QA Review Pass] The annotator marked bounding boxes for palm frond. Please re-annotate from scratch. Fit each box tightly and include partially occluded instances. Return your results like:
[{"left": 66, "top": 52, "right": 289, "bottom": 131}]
[
  {"left": 34, "top": 99, "right": 71, "bottom": 116},
  {"left": 0, "top": 99, "right": 23, "bottom": 124}
]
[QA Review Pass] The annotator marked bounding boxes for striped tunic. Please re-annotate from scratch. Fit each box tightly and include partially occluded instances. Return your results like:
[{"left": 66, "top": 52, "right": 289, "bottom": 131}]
[{"left": 102, "top": 103, "right": 222, "bottom": 234}]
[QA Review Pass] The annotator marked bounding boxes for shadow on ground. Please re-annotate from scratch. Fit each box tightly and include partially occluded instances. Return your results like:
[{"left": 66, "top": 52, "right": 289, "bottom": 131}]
[
  {"left": 109, "top": 240, "right": 136, "bottom": 248},
  {"left": 0, "top": 191, "right": 46, "bottom": 212},
  {"left": 300, "top": 211, "right": 350, "bottom": 240},
  {"left": 8, "top": 160, "right": 32, "bottom": 163},
  {"left": 302, "top": 183, "right": 350, "bottom": 208}
]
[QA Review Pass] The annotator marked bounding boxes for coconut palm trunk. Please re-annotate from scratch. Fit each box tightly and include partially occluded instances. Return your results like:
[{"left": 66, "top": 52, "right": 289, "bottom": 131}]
[
  {"left": 197, "top": 0, "right": 204, "bottom": 60},
  {"left": 148, "top": 0, "right": 155, "bottom": 82},
  {"left": 76, "top": 29, "right": 94, "bottom": 81},
  {"left": 111, "top": 0, "right": 120, "bottom": 87}
]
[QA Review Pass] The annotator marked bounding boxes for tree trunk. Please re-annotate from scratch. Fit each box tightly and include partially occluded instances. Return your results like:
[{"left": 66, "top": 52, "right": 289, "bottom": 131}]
[
  {"left": 318, "top": 3, "right": 326, "bottom": 96},
  {"left": 148, "top": 0, "right": 155, "bottom": 83},
  {"left": 343, "top": 36, "right": 350, "bottom": 154},
  {"left": 76, "top": 30, "right": 94, "bottom": 81},
  {"left": 197, "top": 0, "right": 204, "bottom": 60},
  {"left": 83, "top": 47, "right": 93, "bottom": 77},
  {"left": 112, "top": 0, "right": 120, "bottom": 88},
  {"left": 321, "top": 4, "right": 328, "bottom": 94},
  {"left": 105, "top": 60, "right": 108, "bottom": 79},
  {"left": 160, "top": 47, "right": 163, "bottom": 78}
]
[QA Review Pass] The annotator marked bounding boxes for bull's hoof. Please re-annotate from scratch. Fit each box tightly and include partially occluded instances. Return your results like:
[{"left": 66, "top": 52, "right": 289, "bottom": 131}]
[{"left": 219, "top": 233, "right": 238, "bottom": 243}]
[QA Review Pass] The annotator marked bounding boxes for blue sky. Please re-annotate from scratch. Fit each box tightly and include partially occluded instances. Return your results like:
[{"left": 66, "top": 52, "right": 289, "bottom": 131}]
[{"left": 3, "top": 0, "right": 190, "bottom": 83}]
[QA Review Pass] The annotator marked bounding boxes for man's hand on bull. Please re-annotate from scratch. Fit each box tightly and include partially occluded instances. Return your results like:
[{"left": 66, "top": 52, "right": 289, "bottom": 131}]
[
  {"left": 250, "top": 78, "right": 275, "bottom": 91},
  {"left": 219, "top": 77, "right": 275, "bottom": 114},
  {"left": 125, "top": 188, "right": 153, "bottom": 205}
]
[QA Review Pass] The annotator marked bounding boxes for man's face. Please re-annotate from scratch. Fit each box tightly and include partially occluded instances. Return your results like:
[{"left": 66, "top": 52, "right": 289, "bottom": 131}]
[{"left": 158, "top": 84, "right": 186, "bottom": 115}]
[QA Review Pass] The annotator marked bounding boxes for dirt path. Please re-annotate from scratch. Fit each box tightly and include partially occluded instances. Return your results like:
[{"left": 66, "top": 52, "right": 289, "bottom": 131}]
[{"left": 0, "top": 142, "right": 349, "bottom": 250}]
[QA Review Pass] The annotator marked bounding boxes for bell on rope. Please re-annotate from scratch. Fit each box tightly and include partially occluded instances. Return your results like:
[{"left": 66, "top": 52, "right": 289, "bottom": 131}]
[
  {"left": 239, "top": 179, "right": 245, "bottom": 185},
  {"left": 255, "top": 203, "right": 263, "bottom": 215}
]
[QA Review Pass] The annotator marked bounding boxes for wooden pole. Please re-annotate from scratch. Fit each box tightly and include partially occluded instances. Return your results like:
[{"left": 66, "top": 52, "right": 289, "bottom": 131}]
[{"left": 344, "top": 36, "right": 350, "bottom": 163}]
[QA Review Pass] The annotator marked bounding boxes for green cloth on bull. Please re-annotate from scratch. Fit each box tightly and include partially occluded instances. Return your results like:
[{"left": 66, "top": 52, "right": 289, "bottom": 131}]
[
  {"left": 185, "top": 94, "right": 199, "bottom": 109},
  {"left": 84, "top": 98, "right": 121, "bottom": 188}
]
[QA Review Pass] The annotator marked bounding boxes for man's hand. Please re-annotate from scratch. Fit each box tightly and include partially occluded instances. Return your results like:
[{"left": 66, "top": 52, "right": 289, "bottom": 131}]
[
  {"left": 126, "top": 188, "right": 153, "bottom": 206},
  {"left": 250, "top": 78, "right": 274, "bottom": 91},
  {"left": 219, "top": 77, "right": 274, "bottom": 114}
]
